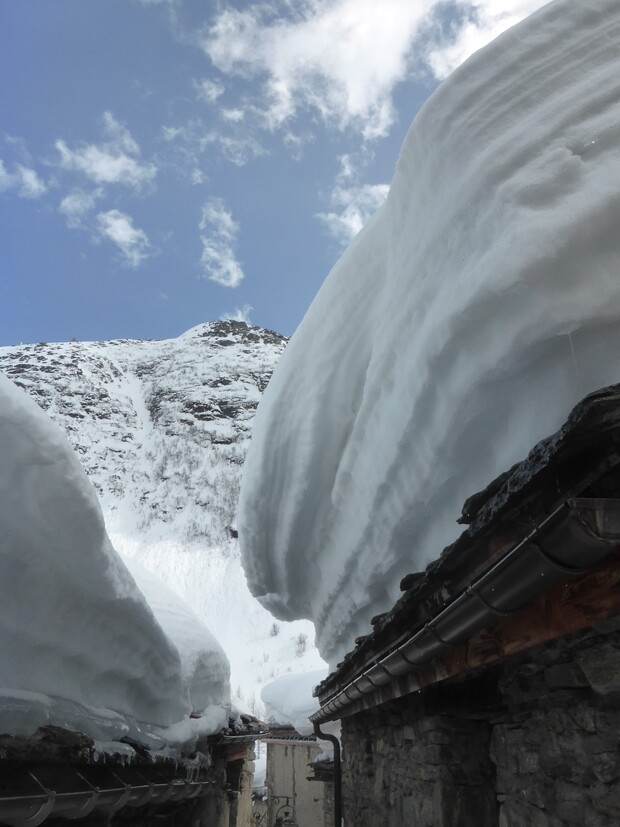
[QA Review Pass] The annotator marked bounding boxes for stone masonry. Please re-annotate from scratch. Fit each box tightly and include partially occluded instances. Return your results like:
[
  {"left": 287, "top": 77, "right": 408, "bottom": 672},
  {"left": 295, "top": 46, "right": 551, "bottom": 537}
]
[{"left": 341, "top": 625, "right": 620, "bottom": 826}]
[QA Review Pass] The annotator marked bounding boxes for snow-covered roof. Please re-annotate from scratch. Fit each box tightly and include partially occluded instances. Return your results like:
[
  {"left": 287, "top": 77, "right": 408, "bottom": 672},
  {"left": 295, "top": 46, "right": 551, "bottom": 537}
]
[
  {"left": 0, "top": 374, "right": 230, "bottom": 750},
  {"left": 239, "top": 0, "right": 620, "bottom": 668},
  {"left": 312, "top": 384, "right": 620, "bottom": 720},
  {"left": 0, "top": 322, "right": 324, "bottom": 720},
  {"left": 260, "top": 669, "right": 328, "bottom": 735}
]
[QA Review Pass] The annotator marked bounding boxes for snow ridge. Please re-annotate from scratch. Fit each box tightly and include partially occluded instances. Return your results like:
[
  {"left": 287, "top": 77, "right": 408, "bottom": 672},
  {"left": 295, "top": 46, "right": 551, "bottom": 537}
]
[
  {"left": 0, "top": 321, "right": 324, "bottom": 713},
  {"left": 239, "top": 0, "right": 620, "bottom": 667},
  {"left": 0, "top": 372, "right": 229, "bottom": 745}
]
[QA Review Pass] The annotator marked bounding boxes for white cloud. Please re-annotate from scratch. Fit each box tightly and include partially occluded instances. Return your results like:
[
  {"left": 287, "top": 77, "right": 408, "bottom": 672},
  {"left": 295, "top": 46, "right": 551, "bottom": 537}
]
[
  {"left": 55, "top": 112, "right": 156, "bottom": 190},
  {"left": 194, "top": 78, "right": 225, "bottom": 104},
  {"left": 201, "top": 0, "right": 436, "bottom": 140},
  {"left": 59, "top": 188, "right": 102, "bottom": 228},
  {"left": 218, "top": 133, "right": 266, "bottom": 166},
  {"left": 160, "top": 119, "right": 265, "bottom": 176},
  {"left": 15, "top": 165, "right": 47, "bottom": 198},
  {"left": 317, "top": 182, "right": 389, "bottom": 245},
  {"left": 221, "top": 108, "right": 245, "bottom": 123},
  {"left": 200, "top": 1, "right": 549, "bottom": 141},
  {"left": 0, "top": 160, "right": 10, "bottom": 192},
  {"left": 0, "top": 159, "right": 47, "bottom": 199},
  {"left": 221, "top": 303, "right": 254, "bottom": 323},
  {"left": 199, "top": 198, "right": 245, "bottom": 288},
  {"left": 427, "top": 1, "right": 549, "bottom": 78},
  {"left": 97, "top": 209, "right": 153, "bottom": 267}
]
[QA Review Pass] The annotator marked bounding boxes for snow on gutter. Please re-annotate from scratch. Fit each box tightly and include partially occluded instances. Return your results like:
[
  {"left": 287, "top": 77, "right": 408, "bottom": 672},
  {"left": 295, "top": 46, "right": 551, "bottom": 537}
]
[{"left": 311, "top": 498, "right": 620, "bottom": 725}]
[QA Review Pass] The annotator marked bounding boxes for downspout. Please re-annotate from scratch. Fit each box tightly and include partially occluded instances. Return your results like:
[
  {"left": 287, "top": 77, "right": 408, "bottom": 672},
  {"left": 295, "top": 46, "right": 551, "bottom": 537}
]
[{"left": 313, "top": 722, "right": 342, "bottom": 827}]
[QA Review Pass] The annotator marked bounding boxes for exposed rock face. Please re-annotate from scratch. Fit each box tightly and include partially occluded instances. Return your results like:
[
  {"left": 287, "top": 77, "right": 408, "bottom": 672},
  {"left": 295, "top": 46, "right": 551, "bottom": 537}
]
[
  {"left": 0, "top": 321, "right": 323, "bottom": 711},
  {"left": 0, "top": 321, "right": 286, "bottom": 545}
]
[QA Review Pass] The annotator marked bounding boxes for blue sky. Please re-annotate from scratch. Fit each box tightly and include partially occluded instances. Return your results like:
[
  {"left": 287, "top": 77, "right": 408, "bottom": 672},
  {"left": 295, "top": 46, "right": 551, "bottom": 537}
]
[{"left": 0, "top": 0, "right": 547, "bottom": 346}]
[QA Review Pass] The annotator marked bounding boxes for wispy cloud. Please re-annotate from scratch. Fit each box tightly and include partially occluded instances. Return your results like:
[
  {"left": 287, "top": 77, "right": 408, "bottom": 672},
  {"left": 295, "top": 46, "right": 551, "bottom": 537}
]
[
  {"left": 199, "top": 198, "right": 244, "bottom": 288},
  {"left": 318, "top": 182, "right": 389, "bottom": 245},
  {"left": 200, "top": 0, "right": 436, "bottom": 140},
  {"left": 59, "top": 188, "right": 103, "bottom": 228},
  {"left": 221, "top": 303, "right": 253, "bottom": 323},
  {"left": 0, "top": 159, "right": 47, "bottom": 199},
  {"left": 97, "top": 209, "right": 153, "bottom": 267},
  {"left": 55, "top": 112, "right": 156, "bottom": 190},
  {"left": 160, "top": 119, "right": 265, "bottom": 181},
  {"left": 426, "top": 1, "right": 549, "bottom": 79},
  {"left": 194, "top": 78, "right": 225, "bottom": 104},
  {"left": 200, "top": 1, "right": 548, "bottom": 143}
]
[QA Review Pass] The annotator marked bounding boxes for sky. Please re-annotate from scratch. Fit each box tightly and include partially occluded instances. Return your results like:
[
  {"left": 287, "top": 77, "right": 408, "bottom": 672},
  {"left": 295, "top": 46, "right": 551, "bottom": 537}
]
[{"left": 0, "top": 0, "right": 549, "bottom": 346}]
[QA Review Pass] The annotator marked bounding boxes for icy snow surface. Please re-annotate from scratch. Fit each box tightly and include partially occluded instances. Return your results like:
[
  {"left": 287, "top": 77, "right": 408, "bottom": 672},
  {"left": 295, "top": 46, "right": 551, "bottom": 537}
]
[
  {"left": 240, "top": 0, "right": 620, "bottom": 667},
  {"left": 0, "top": 374, "right": 229, "bottom": 744},
  {"left": 0, "top": 321, "right": 325, "bottom": 720},
  {"left": 261, "top": 669, "right": 328, "bottom": 736}
]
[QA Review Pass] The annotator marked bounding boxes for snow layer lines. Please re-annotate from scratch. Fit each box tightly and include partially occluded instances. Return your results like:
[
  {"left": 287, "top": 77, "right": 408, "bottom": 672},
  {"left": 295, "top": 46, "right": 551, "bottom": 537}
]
[
  {"left": 0, "top": 374, "right": 230, "bottom": 745},
  {"left": 239, "top": 0, "right": 620, "bottom": 667}
]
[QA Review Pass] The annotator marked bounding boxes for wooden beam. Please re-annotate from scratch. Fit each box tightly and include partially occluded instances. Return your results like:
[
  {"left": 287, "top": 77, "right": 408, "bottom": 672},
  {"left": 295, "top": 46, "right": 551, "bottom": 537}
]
[{"left": 333, "top": 552, "right": 620, "bottom": 719}]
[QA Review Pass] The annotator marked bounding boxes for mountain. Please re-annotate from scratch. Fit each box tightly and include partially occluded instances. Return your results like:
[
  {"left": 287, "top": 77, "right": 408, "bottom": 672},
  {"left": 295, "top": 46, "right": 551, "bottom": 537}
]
[{"left": 0, "top": 320, "right": 325, "bottom": 714}]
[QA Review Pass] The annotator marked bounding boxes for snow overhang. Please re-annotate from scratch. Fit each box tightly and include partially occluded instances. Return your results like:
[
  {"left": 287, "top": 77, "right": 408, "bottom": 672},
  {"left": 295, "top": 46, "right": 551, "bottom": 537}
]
[{"left": 311, "top": 384, "right": 620, "bottom": 724}]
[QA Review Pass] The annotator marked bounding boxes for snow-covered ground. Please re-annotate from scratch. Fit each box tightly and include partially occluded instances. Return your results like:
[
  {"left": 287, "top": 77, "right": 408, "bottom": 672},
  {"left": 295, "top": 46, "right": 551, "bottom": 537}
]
[
  {"left": 0, "top": 374, "right": 229, "bottom": 747},
  {"left": 239, "top": 0, "right": 620, "bottom": 668},
  {"left": 0, "top": 321, "right": 325, "bottom": 721}
]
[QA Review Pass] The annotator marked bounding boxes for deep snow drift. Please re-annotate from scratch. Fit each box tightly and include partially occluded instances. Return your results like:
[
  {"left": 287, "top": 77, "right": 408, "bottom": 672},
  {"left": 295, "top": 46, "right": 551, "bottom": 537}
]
[
  {"left": 0, "top": 321, "right": 324, "bottom": 718},
  {"left": 240, "top": 0, "right": 620, "bottom": 667},
  {"left": 0, "top": 374, "right": 230, "bottom": 746},
  {"left": 261, "top": 670, "right": 328, "bottom": 736}
]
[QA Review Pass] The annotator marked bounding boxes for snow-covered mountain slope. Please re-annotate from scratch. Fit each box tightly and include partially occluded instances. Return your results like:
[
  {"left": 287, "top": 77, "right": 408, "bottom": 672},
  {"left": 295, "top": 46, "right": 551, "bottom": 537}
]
[
  {"left": 0, "top": 373, "right": 229, "bottom": 746},
  {"left": 0, "top": 321, "right": 325, "bottom": 713},
  {"left": 239, "top": 0, "right": 620, "bottom": 667}
]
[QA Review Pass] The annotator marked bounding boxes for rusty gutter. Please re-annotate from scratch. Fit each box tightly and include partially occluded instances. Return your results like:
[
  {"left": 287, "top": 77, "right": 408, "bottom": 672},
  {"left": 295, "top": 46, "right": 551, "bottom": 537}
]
[{"left": 311, "top": 498, "right": 620, "bottom": 725}]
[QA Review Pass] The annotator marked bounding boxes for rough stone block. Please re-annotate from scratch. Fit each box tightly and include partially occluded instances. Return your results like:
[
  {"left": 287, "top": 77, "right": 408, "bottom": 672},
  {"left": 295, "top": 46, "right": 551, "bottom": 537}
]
[
  {"left": 579, "top": 644, "right": 620, "bottom": 695},
  {"left": 544, "top": 663, "right": 589, "bottom": 689},
  {"left": 592, "top": 751, "right": 620, "bottom": 783},
  {"left": 591, "top": 780, "right": 620, "bottom": 818}
]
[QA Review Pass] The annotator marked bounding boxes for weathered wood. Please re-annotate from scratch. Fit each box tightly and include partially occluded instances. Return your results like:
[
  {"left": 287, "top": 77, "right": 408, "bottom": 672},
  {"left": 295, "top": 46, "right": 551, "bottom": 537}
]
[{"left": 332, "top": 553, "right": 620, "bottom": 719}]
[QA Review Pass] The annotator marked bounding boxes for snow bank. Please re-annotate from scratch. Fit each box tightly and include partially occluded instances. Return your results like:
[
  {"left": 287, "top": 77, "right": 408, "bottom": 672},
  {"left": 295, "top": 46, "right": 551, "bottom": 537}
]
[
  {"left": 123, "top": 557, "right": 230, "bottom": 715},
  {"left": 240, "top": 0, "right": 620, "bottom": 666},
  {"left": 261, "top": 670, "right": 328, "bottom": 735},
  {"left": 0, "top": 375, "right": 229, "bottom": 742},
  {"left": 0, "top": 323, "right": 325, "bottom": 721}
]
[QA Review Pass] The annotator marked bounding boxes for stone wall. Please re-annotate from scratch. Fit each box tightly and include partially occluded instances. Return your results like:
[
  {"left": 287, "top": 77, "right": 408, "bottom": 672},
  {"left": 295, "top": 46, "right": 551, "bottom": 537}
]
[{"left": 341, "top": 625, "right": 620, "bottom": 827}]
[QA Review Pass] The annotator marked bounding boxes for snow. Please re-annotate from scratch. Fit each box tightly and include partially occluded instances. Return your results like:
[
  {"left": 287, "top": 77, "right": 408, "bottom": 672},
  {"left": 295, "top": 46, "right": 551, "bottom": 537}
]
[
  {"left": 123, "top": 557, "right": 230, "bottom": 716},
  {"left": 0, "top": 373, "right": 230, "bottom": 746},
  {"left": 239, "top": 0, "right": 620, "bottom": 667},
  {"left": 253, "top": 748, "right": 267, "bottom": 789},
  {"left": 0, "top": 321, "right": 326, "bottom": 720},
  {"left": 261, "top": 669, "right": 328, "bottom": 735}
]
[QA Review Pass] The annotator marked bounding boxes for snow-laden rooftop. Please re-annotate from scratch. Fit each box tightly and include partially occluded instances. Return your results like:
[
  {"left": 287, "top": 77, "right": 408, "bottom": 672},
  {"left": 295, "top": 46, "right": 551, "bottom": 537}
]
[
  {"left": 0, "top": 374, "right": 230, "bottom": 749},
  {"left": 261, "top": 669, "right": 327, "bottom": 736},
  {"left": 239, "top": 0, "right": 620, "bottom": 667}
]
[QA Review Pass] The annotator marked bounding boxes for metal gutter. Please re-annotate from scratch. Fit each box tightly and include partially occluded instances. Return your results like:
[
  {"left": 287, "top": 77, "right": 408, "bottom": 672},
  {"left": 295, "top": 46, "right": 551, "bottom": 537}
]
[
  {"left": 311, "top": 498, "right": 620, "bottom": 724},
  {"left": 0, "top": 770, "right": 218, "bottom": 827}
]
